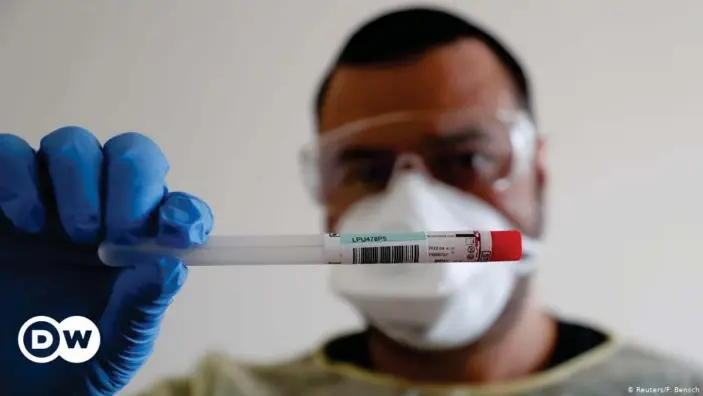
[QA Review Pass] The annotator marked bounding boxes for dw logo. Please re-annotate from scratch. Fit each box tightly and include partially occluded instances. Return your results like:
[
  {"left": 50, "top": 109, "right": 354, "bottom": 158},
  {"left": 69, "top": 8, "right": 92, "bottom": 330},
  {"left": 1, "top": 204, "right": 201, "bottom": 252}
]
[{"left": 17, "top": 316, "right": 101, "bottom": 364}]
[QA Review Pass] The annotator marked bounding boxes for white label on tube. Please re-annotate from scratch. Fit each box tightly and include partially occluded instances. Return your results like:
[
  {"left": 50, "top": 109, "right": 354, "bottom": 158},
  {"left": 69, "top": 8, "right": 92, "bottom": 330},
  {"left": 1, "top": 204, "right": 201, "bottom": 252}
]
[
  {"left": 323, "top": 231, "right": 492, "bottom": 264},
  {"left": 426, "top": 231, "right": 493, "bottom": 263}
]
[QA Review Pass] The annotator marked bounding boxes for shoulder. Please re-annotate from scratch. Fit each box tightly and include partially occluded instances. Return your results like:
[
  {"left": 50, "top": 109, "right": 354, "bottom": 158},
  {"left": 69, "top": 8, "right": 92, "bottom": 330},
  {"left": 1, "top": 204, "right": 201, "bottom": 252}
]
[
  {"left": 547, "top": 318, "right": 702, "bottom": 391},
  {"left": 582, "top": 343, "right": 703, "bottom": 390}
]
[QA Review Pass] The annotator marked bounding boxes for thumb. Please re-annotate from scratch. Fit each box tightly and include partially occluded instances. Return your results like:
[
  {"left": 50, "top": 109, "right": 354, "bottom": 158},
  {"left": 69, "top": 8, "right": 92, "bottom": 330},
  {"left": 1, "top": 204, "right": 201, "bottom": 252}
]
[{"left": 87, "top": 256, "right": 188, "bottom": 394}]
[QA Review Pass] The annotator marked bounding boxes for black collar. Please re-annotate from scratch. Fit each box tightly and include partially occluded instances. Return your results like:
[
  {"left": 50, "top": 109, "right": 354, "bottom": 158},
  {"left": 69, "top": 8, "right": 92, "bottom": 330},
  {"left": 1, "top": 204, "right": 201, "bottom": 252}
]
[{"left": 324, "top": 319, "right": 608, "bottom": 371}]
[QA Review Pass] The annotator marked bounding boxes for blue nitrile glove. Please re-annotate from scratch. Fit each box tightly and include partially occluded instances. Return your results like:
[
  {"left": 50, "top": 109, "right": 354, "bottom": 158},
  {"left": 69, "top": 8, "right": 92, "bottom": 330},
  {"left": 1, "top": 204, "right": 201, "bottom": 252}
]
[{"left": 0, "top": 127, "right": 213, "bottom": 395}]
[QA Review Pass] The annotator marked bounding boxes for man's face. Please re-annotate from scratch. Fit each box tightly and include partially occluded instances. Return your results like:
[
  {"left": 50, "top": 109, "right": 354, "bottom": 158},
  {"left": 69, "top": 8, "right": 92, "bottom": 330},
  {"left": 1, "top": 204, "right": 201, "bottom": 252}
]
[{"left": 317, "top": 38, "right": 545, "bottom": 238}]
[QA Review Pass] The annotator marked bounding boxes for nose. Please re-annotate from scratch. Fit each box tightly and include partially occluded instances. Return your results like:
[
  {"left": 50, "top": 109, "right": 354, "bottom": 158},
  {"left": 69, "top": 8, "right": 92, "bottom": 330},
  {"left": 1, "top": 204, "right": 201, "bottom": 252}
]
[{"left": 393, "top": 153, "right": 429, "bottom": 174}]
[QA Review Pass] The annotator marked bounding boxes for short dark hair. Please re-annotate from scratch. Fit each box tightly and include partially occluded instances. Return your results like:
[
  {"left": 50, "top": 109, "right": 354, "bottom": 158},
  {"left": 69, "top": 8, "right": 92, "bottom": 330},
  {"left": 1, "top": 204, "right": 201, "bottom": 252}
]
[{"left": 314, "top": 7, "right": 532, "bottom": 124}]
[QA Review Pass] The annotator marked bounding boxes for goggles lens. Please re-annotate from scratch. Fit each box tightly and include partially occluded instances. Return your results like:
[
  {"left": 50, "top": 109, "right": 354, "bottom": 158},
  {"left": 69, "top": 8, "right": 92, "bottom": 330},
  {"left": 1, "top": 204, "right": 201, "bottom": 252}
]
[{"left": 300, "top": 109, "right": 536, "bottom": 202}]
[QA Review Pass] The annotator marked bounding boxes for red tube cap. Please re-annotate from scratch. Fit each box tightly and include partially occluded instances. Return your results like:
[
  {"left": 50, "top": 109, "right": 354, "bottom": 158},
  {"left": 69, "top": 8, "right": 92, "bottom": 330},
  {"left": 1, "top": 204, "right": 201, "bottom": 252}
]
[{"left": 490, "top": 230, "right": 522, "bottom": 261}]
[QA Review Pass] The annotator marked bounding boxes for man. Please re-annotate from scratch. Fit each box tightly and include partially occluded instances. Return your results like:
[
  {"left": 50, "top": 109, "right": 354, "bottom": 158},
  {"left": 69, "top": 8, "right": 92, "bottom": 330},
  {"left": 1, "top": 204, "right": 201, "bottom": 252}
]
[{"left": 2, "top": 6, "right": 701, "bottom": 396}]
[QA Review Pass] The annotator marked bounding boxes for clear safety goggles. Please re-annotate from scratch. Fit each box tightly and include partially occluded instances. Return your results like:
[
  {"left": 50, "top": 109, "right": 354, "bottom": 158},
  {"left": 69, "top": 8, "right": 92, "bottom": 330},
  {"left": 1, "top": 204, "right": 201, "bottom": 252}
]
[{"left": 299, "top": 108, "right": 538, "bottom": 203}]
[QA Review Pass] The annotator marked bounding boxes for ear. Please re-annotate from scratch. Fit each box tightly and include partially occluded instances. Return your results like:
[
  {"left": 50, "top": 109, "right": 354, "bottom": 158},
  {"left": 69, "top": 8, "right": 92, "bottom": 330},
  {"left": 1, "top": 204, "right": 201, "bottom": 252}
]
[{"left": 536, "top": 137, "right": 547, "bottom": 190}]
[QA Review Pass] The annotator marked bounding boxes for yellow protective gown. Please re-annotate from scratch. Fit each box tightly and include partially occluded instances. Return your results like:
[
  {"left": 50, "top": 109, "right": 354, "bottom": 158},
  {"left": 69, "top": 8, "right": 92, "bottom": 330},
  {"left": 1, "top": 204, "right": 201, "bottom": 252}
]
[{"left": 138, "top": 328, "right": 703, "bottom": 396}]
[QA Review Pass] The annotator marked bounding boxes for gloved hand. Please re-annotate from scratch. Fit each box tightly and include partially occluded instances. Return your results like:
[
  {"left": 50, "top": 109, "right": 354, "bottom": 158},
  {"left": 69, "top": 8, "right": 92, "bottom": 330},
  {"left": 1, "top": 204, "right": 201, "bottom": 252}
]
[{"left": 0, "top": 127, "right": 213, "bottom": 395}]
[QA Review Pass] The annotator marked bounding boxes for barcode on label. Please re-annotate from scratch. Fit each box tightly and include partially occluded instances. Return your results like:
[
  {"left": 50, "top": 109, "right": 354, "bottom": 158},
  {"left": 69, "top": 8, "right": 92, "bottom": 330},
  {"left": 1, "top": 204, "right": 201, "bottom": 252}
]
[{"left": 351, "top": 245, "right": 421, "bottom": 264}]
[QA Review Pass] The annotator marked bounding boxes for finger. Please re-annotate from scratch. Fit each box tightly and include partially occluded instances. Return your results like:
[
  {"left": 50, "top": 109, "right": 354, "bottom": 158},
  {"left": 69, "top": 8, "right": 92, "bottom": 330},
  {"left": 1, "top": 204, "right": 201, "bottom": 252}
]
[
  {"left": 90, "top": 256, "right": 187, "bottom": 394},
  {"left": 39, "top": 126, "right": 103, "bottom": 243},
  {"left": 0, "top": 134, "right": 45, "bottom": 233},
  {"left": 155, "top": 192, "right": 214, "bottom": 249},
  {"left": 103, "top": 133, "right": 169, "bottom": 244}
]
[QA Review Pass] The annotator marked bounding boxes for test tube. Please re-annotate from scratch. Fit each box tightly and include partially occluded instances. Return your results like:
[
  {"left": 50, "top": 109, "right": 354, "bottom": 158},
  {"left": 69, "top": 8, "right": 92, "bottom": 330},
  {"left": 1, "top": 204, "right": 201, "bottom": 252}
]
[{"left": 98, "top": 230, "right": 523, "bottom": 267}]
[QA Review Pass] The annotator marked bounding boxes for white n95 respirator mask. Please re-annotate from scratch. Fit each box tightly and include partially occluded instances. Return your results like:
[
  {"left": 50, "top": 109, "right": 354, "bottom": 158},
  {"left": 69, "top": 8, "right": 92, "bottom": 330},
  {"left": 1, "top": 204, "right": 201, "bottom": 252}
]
[{"left": 329, "top": 171, "right": 540, "bottom": 351}]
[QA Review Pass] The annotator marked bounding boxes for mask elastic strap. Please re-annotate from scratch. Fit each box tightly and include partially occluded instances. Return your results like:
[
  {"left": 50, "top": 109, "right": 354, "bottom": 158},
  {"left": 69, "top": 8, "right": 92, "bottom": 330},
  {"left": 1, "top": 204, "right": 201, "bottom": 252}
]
[
  {"left": 512, "top": 238, "right": 541, "bottom": 276},
  {"left": 513, "top": 259, "right": 537, "bottom": 276}
]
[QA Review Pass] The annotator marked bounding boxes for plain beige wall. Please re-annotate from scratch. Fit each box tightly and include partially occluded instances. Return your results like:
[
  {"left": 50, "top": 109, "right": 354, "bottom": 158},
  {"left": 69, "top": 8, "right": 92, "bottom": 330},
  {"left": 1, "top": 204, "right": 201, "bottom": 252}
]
[{"left": 1, "top": 0, "right": 702, "bottom": 393}]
